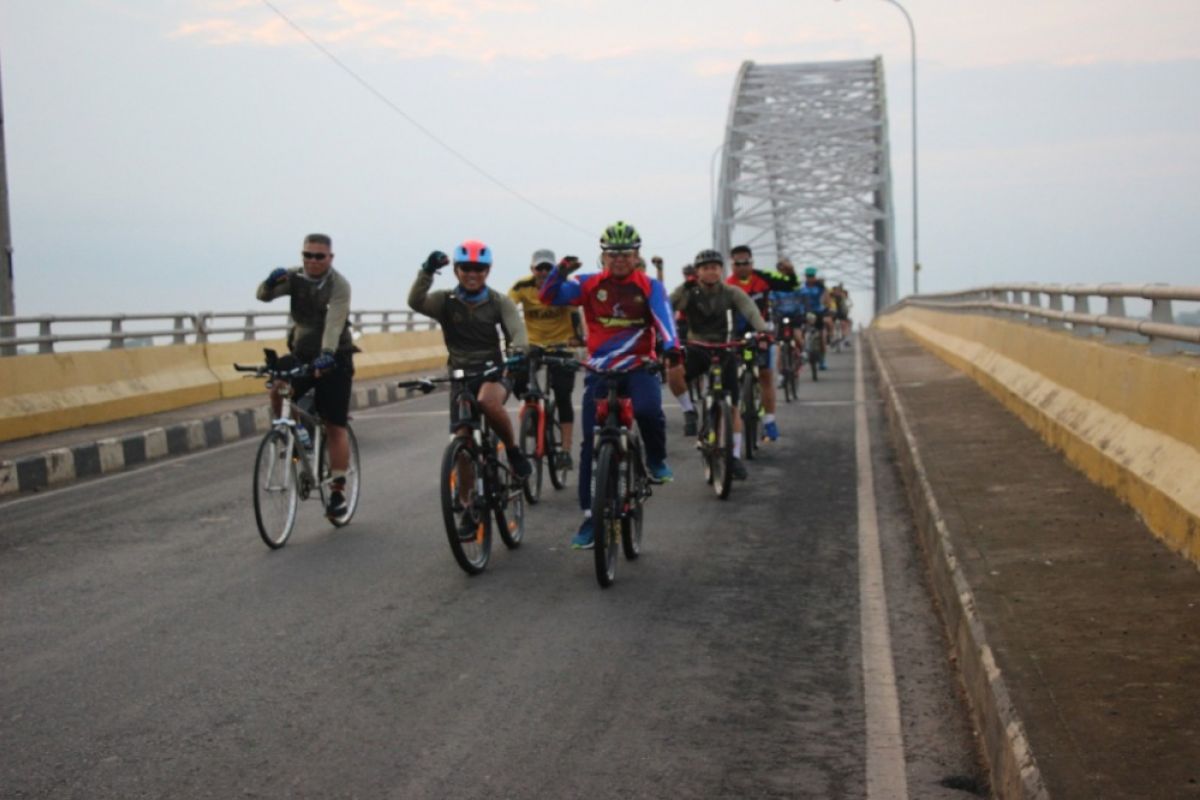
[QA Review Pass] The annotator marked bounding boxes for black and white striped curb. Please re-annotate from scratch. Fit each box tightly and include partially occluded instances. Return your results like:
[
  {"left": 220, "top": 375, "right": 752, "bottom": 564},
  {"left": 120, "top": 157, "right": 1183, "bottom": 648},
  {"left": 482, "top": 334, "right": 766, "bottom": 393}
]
[{"left": 0, "top": 382, "right": 436, "bottom": 497}]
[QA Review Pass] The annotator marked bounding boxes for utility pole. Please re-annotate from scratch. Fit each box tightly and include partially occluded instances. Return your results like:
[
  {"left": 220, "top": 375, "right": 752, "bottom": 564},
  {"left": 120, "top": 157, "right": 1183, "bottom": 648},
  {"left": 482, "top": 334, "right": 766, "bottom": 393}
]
[{"left": 0, "top": 50, "right": 15, "bottom": 356}]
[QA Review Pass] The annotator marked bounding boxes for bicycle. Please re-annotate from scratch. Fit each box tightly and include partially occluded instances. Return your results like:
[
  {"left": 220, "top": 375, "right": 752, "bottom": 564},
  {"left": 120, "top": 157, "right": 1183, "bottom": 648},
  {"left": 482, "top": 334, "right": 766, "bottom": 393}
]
[
  {"left": 235, "top": 349, "right": 362, "bottom": 550},
  {"left": 802, "top": 312, "right": 825, "bottom": 381},
  {"left": 776, "top": 316, "right": 802, "bottom": 403},
  {"left": 575, "top": 356, "right": 661, "bottom": 588},
  {"left": 738, "top": 332, "right": 767, "bottom": 460},
  {"left": 399, "top": 363, "right": 525, "bottom": 575},
  {"left": 685, "top": 340, "right": 741, "bottom": 499},
  {"left": 517, "top": 347, "right": 576, "bottom": 502}
]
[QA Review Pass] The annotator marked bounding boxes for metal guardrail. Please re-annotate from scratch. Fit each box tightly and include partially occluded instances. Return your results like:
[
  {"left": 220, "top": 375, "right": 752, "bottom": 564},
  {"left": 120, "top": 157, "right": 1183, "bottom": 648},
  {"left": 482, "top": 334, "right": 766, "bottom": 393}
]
[
  {"left": 891, "top": 283, "right": 1200, "bottom": 355},
  {"left": 0, "top": 309, "right": 438, "bottom": 355}
]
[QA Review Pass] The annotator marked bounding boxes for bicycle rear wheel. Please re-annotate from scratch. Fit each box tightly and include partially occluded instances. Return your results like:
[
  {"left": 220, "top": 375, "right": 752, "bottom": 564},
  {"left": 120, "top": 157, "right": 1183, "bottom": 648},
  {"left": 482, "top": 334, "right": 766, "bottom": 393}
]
[
  {"left": 319, "top": 424, "right": 361, "bottom": 527},
  {"left": 493, "top": 442, "right": 526, "bottom": 550},
  {"left": 808, "top": 340, "right": 820, "bottom": 381},
  {"left": 546, "top": 403, "right": 569, "bottom": 490},
  {"left": 440, "top": 437, "right": 491, "bottom": 575},
  {"left": 253, "top": 429, "right": 299, "bottom": 549},
  {"left": 592, "top": 442, "right": 621, "bottom": 588},
  {"left": 518, "top": 408, "right": 543, "bottom": 504}
]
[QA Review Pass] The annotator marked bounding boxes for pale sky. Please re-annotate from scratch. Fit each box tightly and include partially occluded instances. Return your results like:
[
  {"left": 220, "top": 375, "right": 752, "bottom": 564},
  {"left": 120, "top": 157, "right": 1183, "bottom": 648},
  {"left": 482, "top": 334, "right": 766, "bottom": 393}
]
[{"left": 2, "top": 0, "right": 1198, "bottom": 318}]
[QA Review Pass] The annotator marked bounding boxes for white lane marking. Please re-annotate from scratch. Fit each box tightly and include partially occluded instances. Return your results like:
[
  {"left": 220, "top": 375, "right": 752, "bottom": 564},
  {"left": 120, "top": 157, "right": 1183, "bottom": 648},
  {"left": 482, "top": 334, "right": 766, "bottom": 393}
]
[{"left": 855, "top": 340, "right": 910, "bottom": 798}]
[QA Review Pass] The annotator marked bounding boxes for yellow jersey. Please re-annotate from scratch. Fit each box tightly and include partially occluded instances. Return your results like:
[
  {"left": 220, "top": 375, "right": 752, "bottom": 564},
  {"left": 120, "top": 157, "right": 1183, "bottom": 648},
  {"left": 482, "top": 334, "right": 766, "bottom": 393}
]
[{"left": 508, "top": 277, "right": 578, "bottom": 346}]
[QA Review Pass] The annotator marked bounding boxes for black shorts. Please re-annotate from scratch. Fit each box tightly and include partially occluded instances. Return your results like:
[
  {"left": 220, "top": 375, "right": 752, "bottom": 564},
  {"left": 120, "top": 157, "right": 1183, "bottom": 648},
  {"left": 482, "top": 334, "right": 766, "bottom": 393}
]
[
  {"left": 287, "top": 351, "right": 355, "bottom": 427},
  {"left": 684, "top": 346, "right": 740, "bottom": 406},
  {"left": 834, "top": 309, "right": 849, "bottom": 321},
  {"left": 448, "top": 363, "right": 511, "bottom": 429}
]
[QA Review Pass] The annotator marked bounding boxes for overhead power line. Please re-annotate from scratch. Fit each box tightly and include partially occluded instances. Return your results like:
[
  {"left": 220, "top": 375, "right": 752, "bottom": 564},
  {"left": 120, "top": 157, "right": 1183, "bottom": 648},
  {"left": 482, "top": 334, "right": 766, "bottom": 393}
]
[{"left": 259, "top": 0, "right": 595, "bottom": 239}]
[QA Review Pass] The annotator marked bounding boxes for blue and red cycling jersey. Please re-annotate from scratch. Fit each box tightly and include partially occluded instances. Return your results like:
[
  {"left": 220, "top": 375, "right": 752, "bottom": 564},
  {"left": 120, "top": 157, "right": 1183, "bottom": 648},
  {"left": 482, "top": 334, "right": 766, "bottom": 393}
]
[{"left": 539, "top": 267, "right": 677, "bottom": 370}]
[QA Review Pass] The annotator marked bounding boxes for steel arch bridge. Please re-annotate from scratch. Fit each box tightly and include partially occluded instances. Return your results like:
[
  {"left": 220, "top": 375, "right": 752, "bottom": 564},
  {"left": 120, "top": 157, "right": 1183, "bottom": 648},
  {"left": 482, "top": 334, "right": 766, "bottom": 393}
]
[{"left": 714, "top": 58, "right": 898, "bottom": 313}]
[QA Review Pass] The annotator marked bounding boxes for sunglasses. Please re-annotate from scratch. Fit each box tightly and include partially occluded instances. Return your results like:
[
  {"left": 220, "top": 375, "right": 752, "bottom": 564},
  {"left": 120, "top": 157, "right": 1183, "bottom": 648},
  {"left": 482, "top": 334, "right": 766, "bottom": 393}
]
[
  {"left": 457, "top": 263, "right": 489, "bottom": 273},
  {"left": 603, "top": 250, "right": 637, "bottom": 259},
  {"left": 732, "top": 259, "right": 752, "bottom": 266},
  {"left": 533, "top": 263, "right": 553, "bottom": 272},
  {"left": 301, "top": 251, "right": 329, "bottom": 261}
]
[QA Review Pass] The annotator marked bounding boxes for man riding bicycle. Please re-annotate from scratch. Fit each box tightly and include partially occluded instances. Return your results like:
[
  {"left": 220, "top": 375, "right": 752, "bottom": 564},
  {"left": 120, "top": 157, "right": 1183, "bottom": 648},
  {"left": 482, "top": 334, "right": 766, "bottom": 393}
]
[
  {"left": 726, "top": 244, "right": 798, "bottom": 441},
  {"left": 769, "top": 258, "right": 807, "bottom": 381},
  {"left": 255, "top": 232, "right": 355, "bottom": 520},
  {"left": 508, "top": 248, "right": 582, "bottom": 470},
  {"left": 668, "top": 248, "right": 771, "bottom": 480},
  {"left": 408, "top": 240, "right": 532, "bottom": 479},
  {"left": 539, "top": 221, "right": 679, "bottom": 550},
  {"left": 799, "top": 266, "right": 833, "bottom": 370},
  {"left": 830, "top": 282, "right": 853, "bottom": 345}
]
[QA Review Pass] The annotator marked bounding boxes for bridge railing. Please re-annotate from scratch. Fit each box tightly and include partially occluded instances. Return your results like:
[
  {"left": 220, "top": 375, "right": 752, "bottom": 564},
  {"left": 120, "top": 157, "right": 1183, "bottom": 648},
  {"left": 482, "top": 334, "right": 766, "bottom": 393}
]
[
  {"left": 893, "top": 283, "right": 1200, "bottom": 355},
  {"left": 0, "top": 309, "right": 438, "bottom": 355}
]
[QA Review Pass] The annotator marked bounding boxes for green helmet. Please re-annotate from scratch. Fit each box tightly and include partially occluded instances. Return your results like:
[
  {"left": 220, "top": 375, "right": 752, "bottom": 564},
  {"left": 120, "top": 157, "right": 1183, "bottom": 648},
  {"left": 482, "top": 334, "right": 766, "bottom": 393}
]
[
  {"left": 600, "top": 221, "right": 642, "bottom": 251},
  {"left": 804, "top": 266, "right": 818, "bottom": 278}
]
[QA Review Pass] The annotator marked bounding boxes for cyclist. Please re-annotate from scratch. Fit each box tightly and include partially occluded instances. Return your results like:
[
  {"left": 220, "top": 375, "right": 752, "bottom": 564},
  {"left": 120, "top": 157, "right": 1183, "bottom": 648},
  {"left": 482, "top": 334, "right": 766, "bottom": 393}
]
[
  {"left": 668, "top": 248, "right": 771, "bottom": 480},
  {"left": 508, "top": 248, "right": 581, "bottom": 470},
  {"left": 408, "top": 241, "right": 532, "bottom": 479},
  {"left": 674, "top": 263, "right": 698, "bottom": 342},
  {"left": 726, "top": 244, "right": 798, "bottom": 441},
  {"left": 799, "top": 266, "right": 832, "bottom": 370},
  {"left": 831, "top": 282, "right": 853, "bottom": 345},
  {"left": 256, "top": 233, "right": 356, "bottom": 519},
  {"left": 540, "top": 221, "right": 679, "bottom": 550},
  {"left": 769, "top": 258, "right": 807, "bottom": 385}
]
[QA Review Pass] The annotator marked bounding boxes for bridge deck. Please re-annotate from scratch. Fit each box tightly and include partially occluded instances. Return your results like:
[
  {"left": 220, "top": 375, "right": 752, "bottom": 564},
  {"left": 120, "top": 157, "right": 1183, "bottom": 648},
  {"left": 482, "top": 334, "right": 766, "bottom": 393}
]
[{"left": 872, "top": 327, "right": 1200, "bottom": 798}]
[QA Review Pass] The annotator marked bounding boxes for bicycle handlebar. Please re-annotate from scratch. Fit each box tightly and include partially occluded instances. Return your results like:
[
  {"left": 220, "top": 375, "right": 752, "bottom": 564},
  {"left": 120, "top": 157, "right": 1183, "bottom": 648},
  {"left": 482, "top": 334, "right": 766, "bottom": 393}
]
[{"left": 397, "top": 362, "right": 506, "bottom": 394}]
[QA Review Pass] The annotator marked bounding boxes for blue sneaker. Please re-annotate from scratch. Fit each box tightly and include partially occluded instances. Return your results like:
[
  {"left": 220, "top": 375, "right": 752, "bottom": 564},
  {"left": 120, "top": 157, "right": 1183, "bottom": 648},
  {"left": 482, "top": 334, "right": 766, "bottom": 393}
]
[
  {"left": 648, "top": 461, "right": 674, "bottom": 484},
  {"left": 764, "top": 420, "right": 779, "bottom": 441},
  {"left": 571, "top": 517, "right": 594, "bottom": 550},
  {"left": 819, "top": 361, "right": 828, "bottom": 371}
]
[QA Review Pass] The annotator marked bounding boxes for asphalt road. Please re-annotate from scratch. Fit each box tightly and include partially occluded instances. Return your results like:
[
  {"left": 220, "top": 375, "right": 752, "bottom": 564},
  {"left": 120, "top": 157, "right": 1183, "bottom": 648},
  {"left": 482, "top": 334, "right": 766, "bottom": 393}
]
[{"left": 1, "top": 343, "right": 984, "bottom": 799}]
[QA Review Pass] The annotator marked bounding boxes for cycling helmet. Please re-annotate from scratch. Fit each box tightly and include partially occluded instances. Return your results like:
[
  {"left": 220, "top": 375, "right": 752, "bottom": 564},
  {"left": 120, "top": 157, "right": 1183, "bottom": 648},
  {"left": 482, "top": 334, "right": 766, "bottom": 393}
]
[
  {"left": 454, "top": 240, "right": 493, "bottom": 267},
  {"left": 693, "top": 248, "right": 723, "bottom": 268},
  {"left": 599, "top": 221, "right": 642, "bottom": 251},
  {"left": 804, "top": 266, "right": 818, "bottom": 278}
]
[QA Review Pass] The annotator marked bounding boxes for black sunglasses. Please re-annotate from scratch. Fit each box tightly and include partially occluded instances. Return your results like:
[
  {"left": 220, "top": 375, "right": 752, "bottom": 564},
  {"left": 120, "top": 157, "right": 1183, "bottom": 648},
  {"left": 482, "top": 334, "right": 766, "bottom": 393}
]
[
  {"left": 458, "top": 263, "right": 489, "bottom": 273},
  {"left": 301, "top": 251, "right": 328, "bottom": 261},
  {"left": 533, "top": 263, "right": 553, "bottom": 272}
]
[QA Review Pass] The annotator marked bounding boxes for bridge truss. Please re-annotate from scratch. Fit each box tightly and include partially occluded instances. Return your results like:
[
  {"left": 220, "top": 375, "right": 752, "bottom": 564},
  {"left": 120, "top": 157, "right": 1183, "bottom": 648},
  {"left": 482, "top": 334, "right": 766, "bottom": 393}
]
[{"left": 714, "top": 58, "right": 898, "bottom": 313}]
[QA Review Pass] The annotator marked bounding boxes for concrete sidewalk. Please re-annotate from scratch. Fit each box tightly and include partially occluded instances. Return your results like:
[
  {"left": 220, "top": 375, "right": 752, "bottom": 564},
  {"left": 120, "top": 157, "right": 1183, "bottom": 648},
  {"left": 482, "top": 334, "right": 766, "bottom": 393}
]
[
  {"left": 869, "top": 327, "right": 1200, "bottom": 799},
  {"left": 0, "top": 369, "right": 441, "bottom": 496}
]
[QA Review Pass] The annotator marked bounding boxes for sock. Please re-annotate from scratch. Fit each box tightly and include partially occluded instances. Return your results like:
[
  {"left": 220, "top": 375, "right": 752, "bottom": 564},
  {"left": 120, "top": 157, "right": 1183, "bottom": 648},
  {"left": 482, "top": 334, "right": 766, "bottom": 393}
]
[
  {"left": 733, "top": 432, "right": 743, "bottom": 459},
  {"left": 676, "top": 392, "right": 695, "bottom": 413},
  {"left": 582, "top": 509, "right": 592, "bottom": 519},
  {"left": 764, "top": 413, "right": 776, "bottom": 424}
]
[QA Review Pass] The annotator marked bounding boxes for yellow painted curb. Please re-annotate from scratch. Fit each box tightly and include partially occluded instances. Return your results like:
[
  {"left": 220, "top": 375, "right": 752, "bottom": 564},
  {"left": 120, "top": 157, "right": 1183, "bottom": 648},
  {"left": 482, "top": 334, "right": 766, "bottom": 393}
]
[
  {"left": 875, "top": 309, "right": 1200, "bottom": 567},
  {"left": 0, "top": 345, "right": 222, "bottom": 443}
]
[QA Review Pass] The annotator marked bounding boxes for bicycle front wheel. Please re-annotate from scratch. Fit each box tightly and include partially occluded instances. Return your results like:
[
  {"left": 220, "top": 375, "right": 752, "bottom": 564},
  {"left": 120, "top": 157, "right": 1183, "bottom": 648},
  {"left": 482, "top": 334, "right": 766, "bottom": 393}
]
[
  {"left": 440, "top": 437, "right": 491, "bottom": 575},
  {"left": 779, "top": 345, "right": 794, "bottom": 402},
  {"left": 621, "top": 442, "right": 644, "bottom": 560},
  {"left": 741, "top": 371, "right": 760, "bottom": 460},
  {"left": 319, "top": 424, "right": 361, "bottom": 527},
  {"left": 253, "top": 429, "right": 299, "bottom": 549},
  {"left": 592, "top": 442, "right": 622, "bottom": 588},
  {"left": 713, "top": 401, "right": 734, "bottom": 500},
  {"left": 518, "top": 407, "right": 543, "bottom": 504},
  {"left": 546, "top": 402, "right": 569, "bottom": 490}
]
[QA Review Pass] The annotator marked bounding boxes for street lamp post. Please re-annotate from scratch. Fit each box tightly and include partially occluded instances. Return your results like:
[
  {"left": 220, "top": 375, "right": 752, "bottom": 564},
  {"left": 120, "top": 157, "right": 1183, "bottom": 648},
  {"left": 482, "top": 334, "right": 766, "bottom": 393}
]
[
  {"left": 884, "top": 0, "right": 919, "bottom": 296},
  {"left": 836, "top": 0, "right": 919, "bottom": 295}
]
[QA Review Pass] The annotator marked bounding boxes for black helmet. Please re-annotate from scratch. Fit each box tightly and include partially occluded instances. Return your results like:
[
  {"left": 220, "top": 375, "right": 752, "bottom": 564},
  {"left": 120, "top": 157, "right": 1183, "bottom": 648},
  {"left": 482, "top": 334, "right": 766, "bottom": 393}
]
[{"left": 693, "top": 248, "right": 723, "bottom": 268}]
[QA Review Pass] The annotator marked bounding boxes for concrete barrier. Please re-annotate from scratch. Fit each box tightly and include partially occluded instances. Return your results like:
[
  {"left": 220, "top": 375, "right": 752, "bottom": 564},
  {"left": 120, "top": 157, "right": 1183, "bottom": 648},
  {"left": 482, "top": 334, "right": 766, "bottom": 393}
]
[
  {"left": 0, "top": 345, "right": 221, "bottom": 443},
  {"left": 874, "top": 307, "right": 1200, "bottom": 567},
  {"left": 1, "top": 331, "right": 450, "bottom": 443}
]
